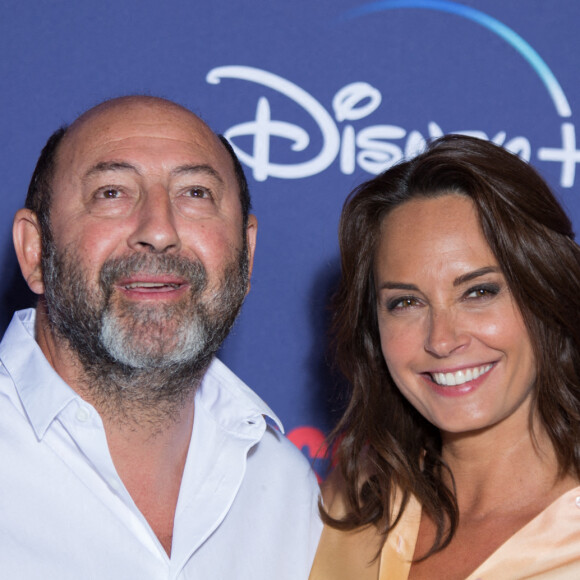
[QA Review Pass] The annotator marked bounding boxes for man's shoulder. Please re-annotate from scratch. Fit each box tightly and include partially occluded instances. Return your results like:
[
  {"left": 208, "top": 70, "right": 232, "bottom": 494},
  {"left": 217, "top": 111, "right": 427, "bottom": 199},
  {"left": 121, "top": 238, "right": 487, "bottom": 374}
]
[{"left": 260, "top": 420, "right": 315, "bottom": 472}]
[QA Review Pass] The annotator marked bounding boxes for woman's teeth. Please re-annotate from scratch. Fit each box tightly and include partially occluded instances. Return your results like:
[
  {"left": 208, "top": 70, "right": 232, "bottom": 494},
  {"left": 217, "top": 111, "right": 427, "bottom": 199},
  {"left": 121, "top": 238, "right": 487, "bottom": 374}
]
[{"left": 431, "top": 364, "right": 493, "bottom": 386}]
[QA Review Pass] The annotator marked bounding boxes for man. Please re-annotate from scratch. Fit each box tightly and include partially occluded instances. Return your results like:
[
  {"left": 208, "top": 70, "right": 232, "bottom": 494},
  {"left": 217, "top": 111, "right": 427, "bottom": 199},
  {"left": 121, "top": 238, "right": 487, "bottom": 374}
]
[{"left": 1, "top": 96, "right": 321, "bottom": 578}]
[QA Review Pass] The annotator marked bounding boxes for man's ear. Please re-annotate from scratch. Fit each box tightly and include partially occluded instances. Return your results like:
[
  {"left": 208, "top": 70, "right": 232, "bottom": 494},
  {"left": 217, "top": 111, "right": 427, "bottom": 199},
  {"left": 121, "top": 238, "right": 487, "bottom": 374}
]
[
  {"left": 245, "top": 214, "right": 258, "bottom": 293},
  {"left": 13, "top": 209, "right": 44, "bottom": 295}
]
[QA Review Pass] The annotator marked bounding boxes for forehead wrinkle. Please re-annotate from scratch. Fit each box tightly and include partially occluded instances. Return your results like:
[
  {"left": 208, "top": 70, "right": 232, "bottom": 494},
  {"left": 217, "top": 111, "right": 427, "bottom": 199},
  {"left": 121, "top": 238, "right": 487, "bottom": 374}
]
[{"left": 83, "top": 161, "right": 142, "bottom": 182}]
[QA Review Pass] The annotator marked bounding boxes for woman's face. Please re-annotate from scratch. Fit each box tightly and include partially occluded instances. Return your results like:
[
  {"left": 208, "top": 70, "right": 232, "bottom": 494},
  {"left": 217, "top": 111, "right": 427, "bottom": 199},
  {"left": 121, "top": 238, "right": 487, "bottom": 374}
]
[{"left": 374, "top": 194, "right": 536, "bottom": 436}]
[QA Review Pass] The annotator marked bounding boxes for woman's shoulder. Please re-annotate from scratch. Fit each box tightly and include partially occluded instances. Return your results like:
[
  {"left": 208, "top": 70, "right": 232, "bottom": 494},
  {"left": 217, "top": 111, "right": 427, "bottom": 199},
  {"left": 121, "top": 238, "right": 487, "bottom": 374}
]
[{"left": 310, "top": 468, "right": 385, "bottom": 580}]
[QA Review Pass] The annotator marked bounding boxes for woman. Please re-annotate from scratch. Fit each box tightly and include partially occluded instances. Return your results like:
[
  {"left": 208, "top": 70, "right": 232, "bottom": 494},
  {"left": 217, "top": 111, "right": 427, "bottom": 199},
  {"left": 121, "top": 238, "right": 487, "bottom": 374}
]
[{"left": 310, "top": 135, "right": 580, "bottom": 579}]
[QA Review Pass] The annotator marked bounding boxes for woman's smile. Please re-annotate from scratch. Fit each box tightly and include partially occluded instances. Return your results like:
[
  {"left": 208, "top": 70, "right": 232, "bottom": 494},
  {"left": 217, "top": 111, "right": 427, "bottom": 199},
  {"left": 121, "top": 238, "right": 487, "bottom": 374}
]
[{"left": 374, "top": 194, "right": 536, "bottom": 435}]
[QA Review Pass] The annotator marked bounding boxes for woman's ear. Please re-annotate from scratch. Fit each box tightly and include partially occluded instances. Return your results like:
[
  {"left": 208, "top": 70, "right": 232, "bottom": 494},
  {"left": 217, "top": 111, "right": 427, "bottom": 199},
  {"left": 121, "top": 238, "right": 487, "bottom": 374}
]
[{"left": 13, "top": 209, "right": 45, "bottom": 295}]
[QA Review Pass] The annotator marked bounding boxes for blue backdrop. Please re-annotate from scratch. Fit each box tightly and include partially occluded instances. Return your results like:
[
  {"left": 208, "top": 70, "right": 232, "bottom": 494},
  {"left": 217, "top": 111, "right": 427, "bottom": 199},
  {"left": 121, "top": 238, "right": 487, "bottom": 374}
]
[{"left": 1, "top": 0, "right": 579, "bottom": 479}]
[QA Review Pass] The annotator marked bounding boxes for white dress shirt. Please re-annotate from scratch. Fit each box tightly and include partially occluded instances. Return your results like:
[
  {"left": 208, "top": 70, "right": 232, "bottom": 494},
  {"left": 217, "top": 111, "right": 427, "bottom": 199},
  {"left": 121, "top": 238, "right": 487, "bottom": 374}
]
[{"left": 0, "top": 309, "right": 322, "bottom": 579}]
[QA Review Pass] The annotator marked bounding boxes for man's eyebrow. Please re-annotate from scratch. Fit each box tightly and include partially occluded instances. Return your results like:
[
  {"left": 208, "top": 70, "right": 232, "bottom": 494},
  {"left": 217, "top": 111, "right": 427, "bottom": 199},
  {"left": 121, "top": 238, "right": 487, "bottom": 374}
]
[
  {"left": 84, "top": 161, "right": 141, "bottom": 179},
  {"left": 82, "top": 162, "right": 224, "bottom": 185},
  {"left": 171, "top": 164, "right": 224, "bottom": 185},
  {"left": 453, "top": 266, "right": 499, "bottom": 287}
]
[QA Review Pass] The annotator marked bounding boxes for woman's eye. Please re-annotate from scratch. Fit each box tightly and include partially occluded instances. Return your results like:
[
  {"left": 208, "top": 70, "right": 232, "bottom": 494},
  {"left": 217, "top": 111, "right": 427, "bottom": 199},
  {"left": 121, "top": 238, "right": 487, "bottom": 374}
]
[
  {"left": 465, "top": 284, "right": 499, "bottom": 299},
  {"left": 387, "top": 296, "right": 421, "bottom": 311}
]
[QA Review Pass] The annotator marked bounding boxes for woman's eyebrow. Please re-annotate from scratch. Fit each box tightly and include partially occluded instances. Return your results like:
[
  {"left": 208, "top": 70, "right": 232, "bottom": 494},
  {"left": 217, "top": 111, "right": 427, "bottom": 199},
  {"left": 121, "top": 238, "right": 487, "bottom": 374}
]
[
  {"left": 453, "top": 266, "right": 499, "bottom": 287},
  {"left": 377, "top": 282, "right": 419, "bottom": 291}
]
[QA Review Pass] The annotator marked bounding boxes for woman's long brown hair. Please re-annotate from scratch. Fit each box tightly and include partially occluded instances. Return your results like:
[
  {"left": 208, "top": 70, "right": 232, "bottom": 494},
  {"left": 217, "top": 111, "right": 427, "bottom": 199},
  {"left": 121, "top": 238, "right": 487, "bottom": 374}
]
[{"left": 324, "top": 135, "right": 580, "bottom": 558}]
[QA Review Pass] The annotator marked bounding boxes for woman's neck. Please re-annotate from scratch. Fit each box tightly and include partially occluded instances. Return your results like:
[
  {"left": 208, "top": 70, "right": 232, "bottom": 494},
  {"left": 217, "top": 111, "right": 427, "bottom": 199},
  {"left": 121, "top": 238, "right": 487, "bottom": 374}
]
[{"left": 440, "top": 413, "right": 575, "bottom": 517}]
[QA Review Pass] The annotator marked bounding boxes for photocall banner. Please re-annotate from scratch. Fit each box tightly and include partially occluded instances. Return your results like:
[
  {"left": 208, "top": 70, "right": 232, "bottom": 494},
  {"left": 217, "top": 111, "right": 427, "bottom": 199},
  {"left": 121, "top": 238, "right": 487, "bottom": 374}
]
[{"left": 1, "top": 0, "right": 578, "bottom": 479}]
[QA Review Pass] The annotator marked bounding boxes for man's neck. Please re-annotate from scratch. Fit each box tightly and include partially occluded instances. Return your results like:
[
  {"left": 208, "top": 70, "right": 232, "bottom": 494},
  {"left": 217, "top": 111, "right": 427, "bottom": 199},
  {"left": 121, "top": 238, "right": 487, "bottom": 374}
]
[
  {"left": 103, "top": 394, "right": 196, "bottom": 556},
  {"left": 34, "top": 302, "right": 200, "bottom": 555}
]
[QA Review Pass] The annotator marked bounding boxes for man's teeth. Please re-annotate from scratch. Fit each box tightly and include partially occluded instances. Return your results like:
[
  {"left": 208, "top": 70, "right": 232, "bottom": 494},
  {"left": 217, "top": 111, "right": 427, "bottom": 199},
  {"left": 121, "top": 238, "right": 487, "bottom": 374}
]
[
  {"left": 124, "top": 282, "right": 180, "bottom": 289},
  {"left": 431, "top": 364, "right": 493, "bottom": 386}
]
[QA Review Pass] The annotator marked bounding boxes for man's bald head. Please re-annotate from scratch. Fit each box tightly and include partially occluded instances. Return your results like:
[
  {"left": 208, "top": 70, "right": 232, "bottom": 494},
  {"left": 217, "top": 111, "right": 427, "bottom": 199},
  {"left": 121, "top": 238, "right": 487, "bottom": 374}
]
[{"left": 25, "top": 96, "right": 250, "bottom": 239}]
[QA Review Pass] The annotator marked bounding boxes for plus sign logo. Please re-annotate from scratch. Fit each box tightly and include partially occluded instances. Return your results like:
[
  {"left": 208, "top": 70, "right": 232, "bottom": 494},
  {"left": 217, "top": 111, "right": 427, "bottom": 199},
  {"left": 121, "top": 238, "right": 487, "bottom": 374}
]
[{"left": 538, "top": 123, "right": 580, "bottom": 187}]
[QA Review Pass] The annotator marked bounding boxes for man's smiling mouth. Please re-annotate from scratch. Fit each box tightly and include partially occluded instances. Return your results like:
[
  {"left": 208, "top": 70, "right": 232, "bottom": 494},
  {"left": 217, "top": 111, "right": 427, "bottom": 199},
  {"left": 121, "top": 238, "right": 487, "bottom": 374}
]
[{"left": 123, "top": 282, "right": 183, "bottom": 290}]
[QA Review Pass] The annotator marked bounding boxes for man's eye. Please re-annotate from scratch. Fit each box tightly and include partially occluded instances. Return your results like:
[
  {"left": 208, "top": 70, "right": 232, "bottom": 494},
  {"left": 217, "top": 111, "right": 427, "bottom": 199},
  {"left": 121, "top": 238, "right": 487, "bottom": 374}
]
[
  {"left": 185, "top": 187, "right": 211, "bottom": 199},
  {"left": 97, "top": 188, "right": 122, "bottom": 199}
]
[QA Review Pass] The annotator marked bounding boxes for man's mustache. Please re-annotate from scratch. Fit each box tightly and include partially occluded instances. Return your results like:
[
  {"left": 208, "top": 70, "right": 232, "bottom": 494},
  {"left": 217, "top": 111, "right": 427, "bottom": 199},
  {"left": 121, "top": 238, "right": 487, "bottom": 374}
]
[{"left": 99, "top": 253, "right": 208, "bottom": 298}]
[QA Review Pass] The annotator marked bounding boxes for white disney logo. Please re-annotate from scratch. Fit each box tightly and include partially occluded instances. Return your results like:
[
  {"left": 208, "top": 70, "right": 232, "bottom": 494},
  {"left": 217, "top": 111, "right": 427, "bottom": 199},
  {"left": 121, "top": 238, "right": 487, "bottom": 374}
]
[{"left": 207, "top": 65, "right": 579, "bottom": 187}]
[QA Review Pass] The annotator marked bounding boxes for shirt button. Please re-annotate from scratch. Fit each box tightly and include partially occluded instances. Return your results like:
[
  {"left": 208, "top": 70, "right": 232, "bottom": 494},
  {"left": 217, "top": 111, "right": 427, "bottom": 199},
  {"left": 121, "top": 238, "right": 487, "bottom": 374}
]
[
  {"left": 76, "top": 407, "right": 90, "bottom": 422},
  {"left": 575, "top": 496, "right": 580, "bottom": 509}
]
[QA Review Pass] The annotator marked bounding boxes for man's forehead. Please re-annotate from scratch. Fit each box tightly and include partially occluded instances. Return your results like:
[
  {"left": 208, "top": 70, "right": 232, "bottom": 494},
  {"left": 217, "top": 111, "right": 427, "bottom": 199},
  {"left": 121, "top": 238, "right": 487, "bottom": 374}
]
[{"left": 58, "top": 97, "right": 231, "bottom": 174}]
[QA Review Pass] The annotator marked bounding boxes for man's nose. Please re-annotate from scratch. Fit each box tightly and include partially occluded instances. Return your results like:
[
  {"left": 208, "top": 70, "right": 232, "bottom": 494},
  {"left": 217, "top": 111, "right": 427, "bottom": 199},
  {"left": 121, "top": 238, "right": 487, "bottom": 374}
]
[
  {"left": 127, "top": 188, "right": 181, "bottom": 253},
  {"left": 424, "top": 307, "right": 469, "bottom": 358}
]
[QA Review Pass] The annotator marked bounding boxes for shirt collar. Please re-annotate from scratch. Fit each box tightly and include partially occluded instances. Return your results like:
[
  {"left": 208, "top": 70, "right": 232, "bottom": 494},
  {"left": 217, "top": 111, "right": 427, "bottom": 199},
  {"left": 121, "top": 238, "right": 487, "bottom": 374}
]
[
  {"left": 0, "top": 309, "right": 81, "bottom": 439},
  {"left": 196, "top": 357, "right": 284, "bottom": 434}
]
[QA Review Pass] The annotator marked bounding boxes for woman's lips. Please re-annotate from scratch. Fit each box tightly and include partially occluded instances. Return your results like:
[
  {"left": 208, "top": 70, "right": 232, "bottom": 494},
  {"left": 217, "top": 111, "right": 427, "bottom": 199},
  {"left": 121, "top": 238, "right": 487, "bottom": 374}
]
[
  {"left": 429, "top": 364, "right": 494, "bottom": 386},
  {"left": 421, "top": 363, "right": 496, "bottom": 397}
]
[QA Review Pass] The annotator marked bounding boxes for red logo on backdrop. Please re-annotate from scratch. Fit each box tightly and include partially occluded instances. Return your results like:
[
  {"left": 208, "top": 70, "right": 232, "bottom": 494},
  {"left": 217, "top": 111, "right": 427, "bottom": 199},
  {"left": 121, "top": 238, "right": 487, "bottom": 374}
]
[{"left": 288, "top": 425, "right": 334, "bottom": 482}]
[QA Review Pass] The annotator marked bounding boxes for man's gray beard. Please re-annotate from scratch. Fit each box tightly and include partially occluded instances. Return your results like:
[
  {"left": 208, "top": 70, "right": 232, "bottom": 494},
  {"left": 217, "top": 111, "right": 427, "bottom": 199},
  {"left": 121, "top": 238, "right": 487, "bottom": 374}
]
[{"left": 41, "top": 237, "right": 249, "bottom": 424}]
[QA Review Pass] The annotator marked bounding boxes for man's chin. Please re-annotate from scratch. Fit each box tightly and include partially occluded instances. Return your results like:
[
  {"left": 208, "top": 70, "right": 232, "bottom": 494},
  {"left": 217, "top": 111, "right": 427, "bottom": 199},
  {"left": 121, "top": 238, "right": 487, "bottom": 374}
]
[{"left": 99, "top": 311, "right": 205, "bottom": 369}]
